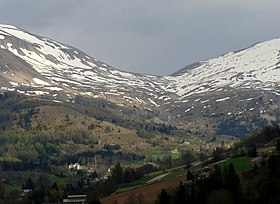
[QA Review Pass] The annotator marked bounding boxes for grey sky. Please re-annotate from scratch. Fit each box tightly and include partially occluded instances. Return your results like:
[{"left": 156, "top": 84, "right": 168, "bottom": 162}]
[{"left": 1, "top": 0, "right": 280, "bottom": 75}]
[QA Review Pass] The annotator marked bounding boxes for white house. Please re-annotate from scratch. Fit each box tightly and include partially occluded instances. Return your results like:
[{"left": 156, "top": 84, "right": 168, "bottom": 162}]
[{"left": 69, "top": 163, "right": 81, "bottom": 170}]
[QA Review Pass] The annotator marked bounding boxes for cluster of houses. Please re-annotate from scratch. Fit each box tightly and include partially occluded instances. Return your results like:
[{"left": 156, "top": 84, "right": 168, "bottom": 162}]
[
  {"left": 18, "top": 163, "right": 112, "bottom": 203},
  {"left": 68, "top": 163, "right": 96, "bottom": 174},
  {"left": 68, "top": 162, "right": 112, "bottom": 181}
]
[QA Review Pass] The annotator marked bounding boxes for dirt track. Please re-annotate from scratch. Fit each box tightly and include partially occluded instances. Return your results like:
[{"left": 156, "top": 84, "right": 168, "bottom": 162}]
[{"left": 101, "top": 175, "right": 186, "bottom": 204}]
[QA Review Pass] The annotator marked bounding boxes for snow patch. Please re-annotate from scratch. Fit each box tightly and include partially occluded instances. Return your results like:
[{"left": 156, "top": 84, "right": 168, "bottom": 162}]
[
  {"left": 53, "top": 100, "right": 63, "bottom": 103},
  {"left": 9, "top": 81, "right": 18, "bottom": 86},
  {"left": 33, "top": 78, "right": 50, "bottom": 85},
  {"left": 0, "top": 24, "right": 17, "bottom": 29},
  {"left": 201, "top": 99, "right": 210, "bottom": 104},
  {"left": 27, "top": 90, "right": 49, "bottom": 95},
  {"left": 44, "top": 87, "right": 63, "bottom": 91},
  {"left": 216, "top": 97, "right": 230, "bottom": 102},
  {"left": 148, "top": 98, "right": 159, "bottom": 107},
  {"left": 17, "top": 90, "right": 25, "bottom": 94}
]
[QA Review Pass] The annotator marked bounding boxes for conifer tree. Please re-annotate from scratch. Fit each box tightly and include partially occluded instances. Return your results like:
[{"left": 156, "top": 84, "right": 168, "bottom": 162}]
[{"left": 157, "top": 189, "right": 171, "bottom": 204}]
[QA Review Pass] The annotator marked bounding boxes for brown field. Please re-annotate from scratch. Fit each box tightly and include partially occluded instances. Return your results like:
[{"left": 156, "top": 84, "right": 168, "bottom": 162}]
[{"left": 101, "top": 175, "right": 186, "bottom": 204}]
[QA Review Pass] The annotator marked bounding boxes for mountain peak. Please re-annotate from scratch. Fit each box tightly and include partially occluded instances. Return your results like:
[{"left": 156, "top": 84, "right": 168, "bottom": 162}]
[
  {"left": 0, "top": 25, "right": 171, "bottom": 107},
  {"left": 169, "top": 37, "right": 280, "bottom": 96}
]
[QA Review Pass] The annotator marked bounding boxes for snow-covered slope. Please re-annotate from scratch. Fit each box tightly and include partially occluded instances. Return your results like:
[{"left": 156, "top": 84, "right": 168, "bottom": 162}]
[
  {"left": 0, "top": 23, "right": 280, "bottom": 108},
  {"left": 168, "top": 39, "right": 280, "bottom": 96},
  {"left": 0, "top": 24, "right": 172, "bottom": 106}
]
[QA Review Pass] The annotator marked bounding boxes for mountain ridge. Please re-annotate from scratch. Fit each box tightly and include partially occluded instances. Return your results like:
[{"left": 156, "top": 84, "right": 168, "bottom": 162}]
[
  {"left": 0, "top": 24, "right": 280, "bottom": 137},
  {"left": 0, "top": 24, "right": 175, "bottom": 108},
  {"left": 1, "top": 24, "right": 280, "bottom": 99}
]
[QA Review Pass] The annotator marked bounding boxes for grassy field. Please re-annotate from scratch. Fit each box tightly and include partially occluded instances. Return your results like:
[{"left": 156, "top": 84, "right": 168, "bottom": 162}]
[
  {"left": 142, "top": 146, "right": 166, "bottom": 160},
  {"left": 165, "top": 165, "right": 186, "bottom": 179},
  {"left": 0, "top": 170, "right": 72, "bottom": 192},
  {"left": 117, "top": 172, "right": 163, "bottom": 193},
  {"left": 218, "top": 156, "right": 253, "bottom": 175},
  {"left": 117, "top": 165, "right": 187, "bottom": 193}
]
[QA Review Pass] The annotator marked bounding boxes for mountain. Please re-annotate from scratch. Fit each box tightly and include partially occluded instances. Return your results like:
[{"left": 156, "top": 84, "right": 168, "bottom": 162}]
[
  {"left": 0, "top": 24, "right": 172, "bottom": 107},
  {"left": 0, "top": 24, "right": 279, "bottom": 137},
  {"left": 170, "top": 40, "right": 280, "bottom": 95}
]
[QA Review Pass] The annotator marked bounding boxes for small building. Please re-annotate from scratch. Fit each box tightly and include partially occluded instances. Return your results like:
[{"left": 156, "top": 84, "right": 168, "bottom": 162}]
[
  {"left": 69, "top": 163, "right": 81, "bottom": 170},
  {"left": 20, "top": 189, "right": 32, "bottom": 198},
  {"left": 101, "top": 175, "right": 109, "bottom": 180},
  {"left": 63, "top": 195, "right": 86, "bottom": 204},
  {"left": 107, "top": 167, "right": 111, "bottom": 173}
]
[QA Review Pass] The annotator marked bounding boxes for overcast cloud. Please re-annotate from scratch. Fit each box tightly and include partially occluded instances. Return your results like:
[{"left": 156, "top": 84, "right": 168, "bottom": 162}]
[{"left": 1, "top": 0, "right": 280, "bottom": 75}]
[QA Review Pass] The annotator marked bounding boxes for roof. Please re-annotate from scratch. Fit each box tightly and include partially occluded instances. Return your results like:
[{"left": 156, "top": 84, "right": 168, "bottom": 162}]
[
  {"left": 63, "top": 198, "right": 86, "bottom": 203},
  {"left": 68, "top": 195, "right": 86, "bottom": 198}
]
